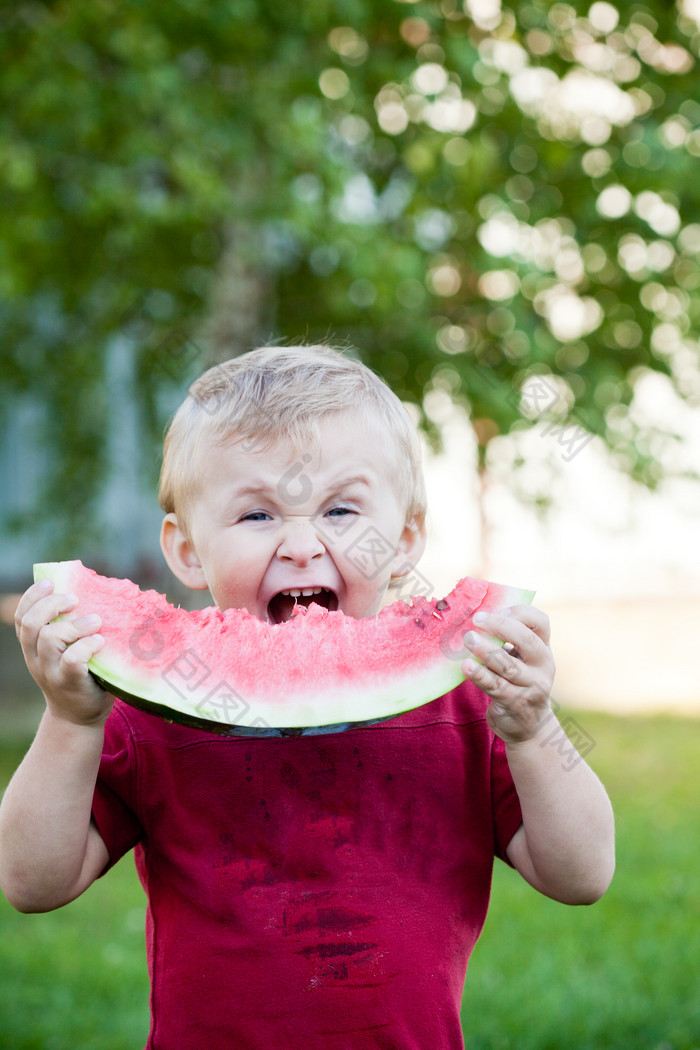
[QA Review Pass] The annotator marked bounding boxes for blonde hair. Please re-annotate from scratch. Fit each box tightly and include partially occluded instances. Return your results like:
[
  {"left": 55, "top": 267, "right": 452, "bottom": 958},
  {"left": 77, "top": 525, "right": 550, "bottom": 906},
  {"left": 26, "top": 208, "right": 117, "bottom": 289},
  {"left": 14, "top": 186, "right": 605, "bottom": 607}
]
[{"left": 159, "top": 344, "right": 427, "bottom": 535}]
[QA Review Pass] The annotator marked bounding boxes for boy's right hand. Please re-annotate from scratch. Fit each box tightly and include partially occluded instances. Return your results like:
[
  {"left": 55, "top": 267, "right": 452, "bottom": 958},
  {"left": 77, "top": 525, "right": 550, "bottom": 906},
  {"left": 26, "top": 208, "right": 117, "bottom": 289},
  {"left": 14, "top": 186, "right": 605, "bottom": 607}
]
[{"left": 14, "top": 578, "right": 113, "bottom": 728}]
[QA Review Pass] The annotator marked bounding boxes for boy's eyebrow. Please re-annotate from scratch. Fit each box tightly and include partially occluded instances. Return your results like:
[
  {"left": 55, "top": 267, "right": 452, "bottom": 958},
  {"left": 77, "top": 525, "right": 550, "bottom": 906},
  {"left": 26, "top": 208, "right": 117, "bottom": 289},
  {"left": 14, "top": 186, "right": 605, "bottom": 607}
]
[
  {"left": 324, "top": 472, "right": 374, "bottom": 493},
  {"left": 228, "top": 473, "right": 373, "bottom": 500}
]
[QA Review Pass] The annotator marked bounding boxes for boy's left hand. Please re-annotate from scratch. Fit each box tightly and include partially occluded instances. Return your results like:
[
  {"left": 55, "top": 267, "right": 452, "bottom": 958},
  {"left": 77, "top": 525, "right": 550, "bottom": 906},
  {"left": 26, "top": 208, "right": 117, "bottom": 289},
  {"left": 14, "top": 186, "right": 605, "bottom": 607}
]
[{"left": 461, "top": 605, "right": 555, "bottom": 746}]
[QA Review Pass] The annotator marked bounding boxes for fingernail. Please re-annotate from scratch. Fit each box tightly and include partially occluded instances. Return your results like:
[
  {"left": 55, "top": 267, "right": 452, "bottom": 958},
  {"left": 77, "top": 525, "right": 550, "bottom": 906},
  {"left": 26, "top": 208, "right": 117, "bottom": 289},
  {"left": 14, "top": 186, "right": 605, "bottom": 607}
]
[
  {"left": 83, "top": 614, "right": 101, "bottom": 629},
  {"left": 473, "top": 612, "right": 487, "bottom": 624},
  {"left": 36, "top": 577, "right": 52, "bottom": 590}
]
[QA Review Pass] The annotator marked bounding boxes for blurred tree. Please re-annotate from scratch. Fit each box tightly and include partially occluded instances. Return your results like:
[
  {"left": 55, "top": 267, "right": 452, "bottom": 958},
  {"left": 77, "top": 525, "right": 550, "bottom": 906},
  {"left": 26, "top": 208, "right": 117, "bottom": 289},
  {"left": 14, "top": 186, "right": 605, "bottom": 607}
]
[{"left": 1, "top": 0, "right": 699, "bottom": 548}]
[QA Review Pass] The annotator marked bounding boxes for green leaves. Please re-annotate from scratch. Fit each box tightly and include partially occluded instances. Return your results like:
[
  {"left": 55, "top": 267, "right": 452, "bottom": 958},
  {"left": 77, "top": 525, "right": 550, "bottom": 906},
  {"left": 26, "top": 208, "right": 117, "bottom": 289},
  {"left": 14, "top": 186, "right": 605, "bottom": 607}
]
[{"left": 2, "top": 0, "right": 699, "bottom": 547}]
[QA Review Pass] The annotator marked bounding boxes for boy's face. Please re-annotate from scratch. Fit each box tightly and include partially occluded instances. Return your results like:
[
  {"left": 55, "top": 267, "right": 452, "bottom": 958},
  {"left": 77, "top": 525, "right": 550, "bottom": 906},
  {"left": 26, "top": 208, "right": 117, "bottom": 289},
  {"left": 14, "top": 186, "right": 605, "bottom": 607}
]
[{"left": 161, "top": 411, "right": 426, "bottom": 622}]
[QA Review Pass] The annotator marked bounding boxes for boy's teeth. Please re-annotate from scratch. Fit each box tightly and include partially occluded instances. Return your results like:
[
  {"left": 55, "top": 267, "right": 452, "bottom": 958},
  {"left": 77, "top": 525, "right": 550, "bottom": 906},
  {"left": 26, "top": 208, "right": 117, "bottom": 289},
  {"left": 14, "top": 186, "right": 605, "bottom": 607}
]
[{"left": 280, "top": 588, "right": 324, "bottom": 597}]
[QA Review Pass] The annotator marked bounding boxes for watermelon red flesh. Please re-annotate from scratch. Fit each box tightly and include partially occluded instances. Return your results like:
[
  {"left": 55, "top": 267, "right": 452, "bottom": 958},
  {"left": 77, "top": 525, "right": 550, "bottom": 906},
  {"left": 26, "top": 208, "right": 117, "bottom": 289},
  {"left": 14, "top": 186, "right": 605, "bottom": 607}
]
[{"left": 33, "top": 561, "right": 534, "bottom": 735}]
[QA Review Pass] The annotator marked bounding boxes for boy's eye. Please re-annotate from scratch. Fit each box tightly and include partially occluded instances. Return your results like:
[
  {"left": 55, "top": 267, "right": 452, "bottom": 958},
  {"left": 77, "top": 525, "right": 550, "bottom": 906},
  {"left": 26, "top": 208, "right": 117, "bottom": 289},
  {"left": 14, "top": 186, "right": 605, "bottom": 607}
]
[
  {"left": 241, "top": 511, "right": 271, "bottom": 522},
  {"left": 240, "top": 507, "right": 356, "bottom": 523}
]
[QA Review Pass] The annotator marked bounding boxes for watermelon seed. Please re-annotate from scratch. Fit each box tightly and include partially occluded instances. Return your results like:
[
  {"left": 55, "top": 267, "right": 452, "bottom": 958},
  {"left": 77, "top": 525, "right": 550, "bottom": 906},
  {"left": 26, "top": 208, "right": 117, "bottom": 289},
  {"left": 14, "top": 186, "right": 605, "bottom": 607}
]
[
  {"left": 436, "top": 599, "right": 450, "bottom": 611},
  {"left": 413, "top": 618, "right": 426, "bottom": 629}
]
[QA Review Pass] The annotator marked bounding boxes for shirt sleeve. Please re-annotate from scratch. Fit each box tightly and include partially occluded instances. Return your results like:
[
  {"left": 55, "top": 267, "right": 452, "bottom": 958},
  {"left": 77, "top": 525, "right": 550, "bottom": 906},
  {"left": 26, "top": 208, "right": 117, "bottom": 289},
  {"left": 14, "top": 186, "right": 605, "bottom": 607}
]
[
  {"left": 91, "top": 702, "right": 145, "bottom": 872},
  {"left": 490, "top": 731, "right": 523, "bottom": 864}
]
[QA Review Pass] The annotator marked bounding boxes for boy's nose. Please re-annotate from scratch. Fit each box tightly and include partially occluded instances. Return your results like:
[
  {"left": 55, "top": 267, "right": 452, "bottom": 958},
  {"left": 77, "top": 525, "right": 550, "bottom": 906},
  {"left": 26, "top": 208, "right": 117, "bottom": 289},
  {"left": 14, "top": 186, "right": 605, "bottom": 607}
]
[{"left": 275, "top": 520, "right": 326, "bottom": 566}]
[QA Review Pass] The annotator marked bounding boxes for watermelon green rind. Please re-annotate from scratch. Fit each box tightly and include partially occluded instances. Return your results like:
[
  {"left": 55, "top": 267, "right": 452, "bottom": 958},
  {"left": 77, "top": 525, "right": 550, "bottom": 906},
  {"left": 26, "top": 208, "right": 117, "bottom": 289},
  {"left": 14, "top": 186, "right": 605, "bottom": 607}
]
[{"left": 33, "top": 561, "right": 535, "bottom": 735}]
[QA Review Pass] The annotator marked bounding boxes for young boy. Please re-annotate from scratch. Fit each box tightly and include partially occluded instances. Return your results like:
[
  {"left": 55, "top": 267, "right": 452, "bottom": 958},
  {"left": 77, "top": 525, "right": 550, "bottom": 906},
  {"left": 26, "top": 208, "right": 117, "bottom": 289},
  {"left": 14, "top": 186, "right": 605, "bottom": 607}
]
[{"left": 1, "top": 345, "right": 614, "bottom": 1050}]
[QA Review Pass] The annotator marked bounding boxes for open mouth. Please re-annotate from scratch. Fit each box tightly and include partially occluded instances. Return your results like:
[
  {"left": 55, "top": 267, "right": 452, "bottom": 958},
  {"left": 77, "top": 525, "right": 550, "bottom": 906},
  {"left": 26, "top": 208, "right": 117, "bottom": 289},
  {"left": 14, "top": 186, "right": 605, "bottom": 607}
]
[{"left": 267, "top": 587, "right": 338, "bottom": 625}]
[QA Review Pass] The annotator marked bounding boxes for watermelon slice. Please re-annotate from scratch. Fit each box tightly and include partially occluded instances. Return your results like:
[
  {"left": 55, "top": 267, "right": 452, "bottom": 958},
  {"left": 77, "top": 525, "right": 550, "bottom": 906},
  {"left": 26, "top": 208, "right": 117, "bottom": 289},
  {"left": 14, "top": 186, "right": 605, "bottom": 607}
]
[{"left": 33, "top": 561, "right": 534, "bottom": 737}]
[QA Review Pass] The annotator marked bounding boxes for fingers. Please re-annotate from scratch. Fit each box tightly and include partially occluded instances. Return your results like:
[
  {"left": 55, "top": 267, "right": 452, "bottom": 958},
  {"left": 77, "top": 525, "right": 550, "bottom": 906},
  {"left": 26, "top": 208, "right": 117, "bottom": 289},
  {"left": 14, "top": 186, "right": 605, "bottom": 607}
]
[
  {"left": 14, "top": 577, "right": 56, "bottom": 634},
  {"left": 461, "top": 604, "right": 556, "bottom": 724},
  {"left": 15, "top": 580, "right": 103, "bottom": 678},
  {"left": 506, "top": 603, "right": 551, "bottom": 640},
  {"left": 457, "top": 604, "right": 557, "bottom": 745},
  {"left": 470, "top": 605, "right": 550, "bottom": 659},
  {"left": 462, "top": 649, "right": 534, "bottom": 700},
  {"left": 17, "top": 586, "right": 78, "bottom": 651},
  {"left": 14, "top": 580, "right": 111, "bottom": 726},
  {"left": 52, "top": 629, "right": 106, "bottom": 679},
  {"left": 37, "top": 613, "right": 103, "bottom": 659},
  {"left": 465, "top": 638, "right": 523, "bottom": 680},
  {"left": 462, "top": 612, "right": 554, "bottom": 688}
]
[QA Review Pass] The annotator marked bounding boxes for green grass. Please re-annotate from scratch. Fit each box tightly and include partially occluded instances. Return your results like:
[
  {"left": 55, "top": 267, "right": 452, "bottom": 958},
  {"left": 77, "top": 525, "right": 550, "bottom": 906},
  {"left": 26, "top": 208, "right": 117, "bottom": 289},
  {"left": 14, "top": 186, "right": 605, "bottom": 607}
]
[
  {"left": 461, "top": 712, "right": 700, "bottom": 1050},
  {"left": 0, "top": 744, "right": 149, "bottom": 1050},
  {"left": 1, "top": 712, "right": 699, "bottom": 1049}
]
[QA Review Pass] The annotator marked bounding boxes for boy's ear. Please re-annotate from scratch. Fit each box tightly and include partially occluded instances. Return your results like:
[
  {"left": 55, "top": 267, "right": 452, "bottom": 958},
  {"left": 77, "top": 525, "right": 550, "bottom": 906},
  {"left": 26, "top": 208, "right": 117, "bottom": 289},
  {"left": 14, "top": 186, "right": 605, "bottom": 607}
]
[
  {"left": 390, "top": 515, "right": 427, "bottom": 582},
  {"left": 160, "top": 513, "right": 209, "bottom": 591}
]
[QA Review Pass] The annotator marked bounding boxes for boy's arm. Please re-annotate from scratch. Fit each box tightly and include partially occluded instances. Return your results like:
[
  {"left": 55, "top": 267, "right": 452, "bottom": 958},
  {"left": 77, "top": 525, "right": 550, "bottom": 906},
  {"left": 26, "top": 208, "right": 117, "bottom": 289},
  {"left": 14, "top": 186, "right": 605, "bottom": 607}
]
[
  {"left": 0, "top": 580, "right": 112, "bottom": 912},
  {"left": 0, "top": 715, "right": 110, "bottom": 911},
  {"left": 462, "top": 606, "right": 615, "bottom": 905},
  {"left": 501, "top": 716, "right": 615, "bottom": 904}
]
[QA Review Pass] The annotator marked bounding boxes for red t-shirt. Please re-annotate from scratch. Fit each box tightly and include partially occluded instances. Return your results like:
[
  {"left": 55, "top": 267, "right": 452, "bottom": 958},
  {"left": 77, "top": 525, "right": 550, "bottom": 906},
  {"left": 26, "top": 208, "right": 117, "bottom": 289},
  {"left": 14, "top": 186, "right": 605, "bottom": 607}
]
[{"left": 93, "top": 684, "right": 522, "bottom": 1050}]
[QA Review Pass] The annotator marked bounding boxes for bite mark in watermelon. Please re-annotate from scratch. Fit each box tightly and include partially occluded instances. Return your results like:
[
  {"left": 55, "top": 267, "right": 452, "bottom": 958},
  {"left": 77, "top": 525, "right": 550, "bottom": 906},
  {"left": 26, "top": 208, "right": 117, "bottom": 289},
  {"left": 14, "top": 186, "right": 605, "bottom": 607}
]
[{"left": 33, "top": 561, "right": 534, "bottom": 737}]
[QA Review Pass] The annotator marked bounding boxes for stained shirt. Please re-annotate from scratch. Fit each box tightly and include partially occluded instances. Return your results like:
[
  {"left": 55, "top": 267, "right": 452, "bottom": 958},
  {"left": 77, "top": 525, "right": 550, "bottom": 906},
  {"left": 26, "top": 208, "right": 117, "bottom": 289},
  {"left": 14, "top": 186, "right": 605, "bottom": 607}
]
[{"left": 92, "top": 684, "right": 523, "bottom": 1050}]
